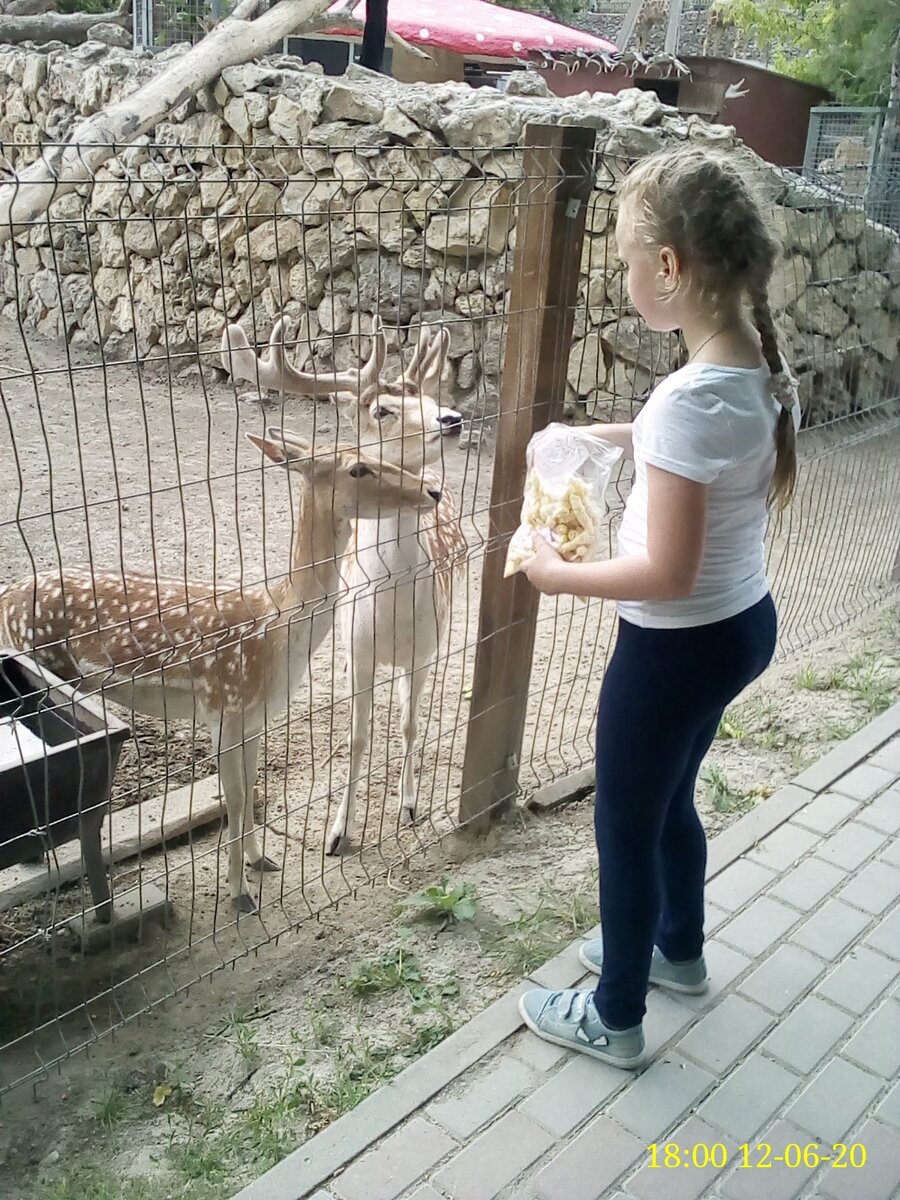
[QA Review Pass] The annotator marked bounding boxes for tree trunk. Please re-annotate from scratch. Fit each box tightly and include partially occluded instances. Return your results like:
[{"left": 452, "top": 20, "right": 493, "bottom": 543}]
[
  {"left": 0, "top": 5, "right": 127, "bottom": 42},
  {"left": 0, "top": 0, "right": 333, "bottom": 245},
  {"left": 359, "top": 0, "right": 388, "bottom": 72}
]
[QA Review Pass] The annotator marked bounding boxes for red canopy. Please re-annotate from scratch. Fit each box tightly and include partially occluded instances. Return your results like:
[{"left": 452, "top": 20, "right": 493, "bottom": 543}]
[{"left": 324, "top": 0, "right": 616, "bottom": 61}]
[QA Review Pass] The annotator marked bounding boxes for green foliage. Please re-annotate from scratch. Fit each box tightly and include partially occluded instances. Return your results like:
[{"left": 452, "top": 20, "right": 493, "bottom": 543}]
[
  {"left": 699, "top": 765, "right": 766, "bottom": 814},
  {"left": 722, "top": 0, "right": 899, "bottom": 106},
  {"left": 716, "top": 710, "right": 746, "bottom": 741},
  {"left": 56, "top": 0, "right": 117, "bottom": 12},
  {"left": 344, "top": 948, "right": 461, "bottom": 1015},
  {"left": 396, "top": 876, "right": 478, "bottom": 924},
  {"left": 345, "top": 949, "right": 425, "bottom": 997}
]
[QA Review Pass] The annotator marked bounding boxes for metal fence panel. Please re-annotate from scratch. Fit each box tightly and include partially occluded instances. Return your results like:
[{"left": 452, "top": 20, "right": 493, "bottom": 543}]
[
  {"left": 804, "top": 105, "right": 900, "bottom": 231},
  {"left": 0, "top": 137, "right": 897, "bottom": 1094}
]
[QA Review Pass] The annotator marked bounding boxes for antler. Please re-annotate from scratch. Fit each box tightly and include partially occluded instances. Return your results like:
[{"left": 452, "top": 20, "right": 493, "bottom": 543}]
[
  {"left": 396, "top": 324, "right": 451, "bottom": 398},
  {"left": 220, "top": 314, "right": 387, "bottom": 400}
]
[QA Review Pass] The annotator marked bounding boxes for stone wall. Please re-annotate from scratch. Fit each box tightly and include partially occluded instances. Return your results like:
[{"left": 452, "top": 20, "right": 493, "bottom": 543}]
[{"left": 0, "top": 39, "right": 898, "bottom": 425}]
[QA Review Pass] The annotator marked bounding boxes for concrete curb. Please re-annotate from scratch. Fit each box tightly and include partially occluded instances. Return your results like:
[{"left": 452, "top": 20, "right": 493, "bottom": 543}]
[{"left": 231, "top": 701, "right": 900, "bottom": 1200}]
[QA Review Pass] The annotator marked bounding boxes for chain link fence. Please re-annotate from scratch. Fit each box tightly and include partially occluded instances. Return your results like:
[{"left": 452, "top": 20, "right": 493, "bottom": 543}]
[
  {"left": 0, "top": 133, "right": 897, "bottom": 1094},
  {"left": 133, "top": 0, "right": 226, "bottom": 48},
  {"left": 803, "top": 105, "right": 900, "bottom": 232}
]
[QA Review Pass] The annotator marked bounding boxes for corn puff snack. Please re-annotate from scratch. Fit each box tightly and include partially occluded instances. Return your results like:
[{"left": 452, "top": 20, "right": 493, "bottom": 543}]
[{"left": 504, "top": 424, "right": 621, "bottom": 579}]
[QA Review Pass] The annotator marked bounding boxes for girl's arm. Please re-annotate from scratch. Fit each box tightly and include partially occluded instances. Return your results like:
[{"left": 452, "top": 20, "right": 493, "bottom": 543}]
[
  {"left": 521, "top": 464, "right": 706, "bottom": 601},
  {"left": 583, "top": 422, "right": 634, "bottom": 455}
]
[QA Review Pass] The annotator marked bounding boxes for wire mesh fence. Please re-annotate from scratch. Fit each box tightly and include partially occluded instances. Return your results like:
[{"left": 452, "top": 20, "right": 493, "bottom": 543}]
[
  {"left": 0, "top": 131, "right": 898, "bottom": 1094},
  {"left": 803, "top": 105, "right": 900, "bottom": 232},
  {"left": 133, "top": 0, "right": 229, "bottom": 48}
]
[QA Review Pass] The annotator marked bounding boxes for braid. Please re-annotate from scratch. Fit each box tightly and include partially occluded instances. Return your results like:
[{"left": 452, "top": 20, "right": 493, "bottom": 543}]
[
  {"left": 621, "top": 146, "right": 798, "bottom": 512},
  {"left": 750, "top": 285, "right": 783, "bottom": 377},
  {"left": 750, "top": 283, "right": 797, "bottom": 511}
]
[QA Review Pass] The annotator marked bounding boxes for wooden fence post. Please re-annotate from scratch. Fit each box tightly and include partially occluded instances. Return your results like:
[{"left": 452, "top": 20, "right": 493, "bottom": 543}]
[{"left": 459, "top": 122, "right": 595, "bottom": 831}]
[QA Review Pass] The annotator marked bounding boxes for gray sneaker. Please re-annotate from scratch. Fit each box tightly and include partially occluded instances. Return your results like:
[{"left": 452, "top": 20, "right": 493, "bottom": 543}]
[
  {"left": 578, "top": 939, "right": 709, "bottom": 995},
  {"left": 519, "top": 987, "right": 645, "bottom": 1069}
]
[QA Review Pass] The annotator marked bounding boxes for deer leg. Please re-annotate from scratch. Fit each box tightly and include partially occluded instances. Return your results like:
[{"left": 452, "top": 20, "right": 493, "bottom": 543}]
[
  {"left": 397, "top": 664, "right": 429, "bottom": 827},
  {"left": 327, "top": 649, "right": 374, "bottom": 856},
  {"left": 239, "top": 734, "right": 278, "bottom": 874},
  {"left": 215, "top": 717, "right": 257, "bottom": 913}
]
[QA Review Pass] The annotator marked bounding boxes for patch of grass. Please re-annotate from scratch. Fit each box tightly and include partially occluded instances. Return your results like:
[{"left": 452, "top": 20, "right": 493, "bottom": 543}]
[
  {"left": 794, "top": 651, "right": 898, "bottom": 716},
  {"left": 207, "top": 1003, "right": 274, "bottom": 1067},
  {"left": 823, "top": 717, "right": 865, "bottom": 742},
  {"left": 700, "top": 765, "right": 759, "bottom": 815},
  {"left": 42, "top": 1171, "right": 204, "bottom": 1200},
  {"left": 396, "top": 876, "right": 478, "bottom": 924},
  {"left": 294, "top": 1038, "right": 398, "bottom": 1134},
  {"left": 170, "top": 1130, "right": 228, "bottom": 1184},
  {"left": 344, "top": 948, "right": 460, "bottom": 1015},
  {"left": 739, "top": 704, "right": 801, "bottom": 752},
  {"left": 234, "top": 1023, "right": 261, "bottom": 1067},
  {"left": 345, "top": 948, "right": 424, "bottom": 998},
  {"left": 92, "top": 1078, "right": 138, "bottom": 1130},
  {"left": 794, "top": 664, "right": 844, "bottom": 692},
  {"left": 403, "top": 1013, "right": 459, "bottom": 1058},
  {"left": 841, "top": 654, "right": 896, "bottom": 715},
  {"left": 486, "top": 878, "right": 599, "bottom": 979},
  {"left": 309, "top": 1010, "right": 339, "bottom": 1048},
  {"left": 716, "top": 710, "right": 745, "bottom": 741}
]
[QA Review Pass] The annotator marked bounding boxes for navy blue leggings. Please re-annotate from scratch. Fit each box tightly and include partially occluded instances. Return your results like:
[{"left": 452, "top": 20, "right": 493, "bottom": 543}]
[{"left": 592, "top": 594, "right": 777, "bottom": 1029}]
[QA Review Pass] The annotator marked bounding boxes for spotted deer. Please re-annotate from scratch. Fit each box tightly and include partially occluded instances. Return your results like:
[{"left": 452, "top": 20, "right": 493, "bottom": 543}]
[
  {"left": 220, "top": 316, "right": 466, "bottom": 855},
  {"left": 0, "top": 431, "right": 441, "bottom": 912}
]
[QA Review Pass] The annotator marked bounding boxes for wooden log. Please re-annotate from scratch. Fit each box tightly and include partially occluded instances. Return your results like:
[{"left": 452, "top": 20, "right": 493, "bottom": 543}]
[{"left": 0, "top": 5, "right": 127, "bottom": 42}]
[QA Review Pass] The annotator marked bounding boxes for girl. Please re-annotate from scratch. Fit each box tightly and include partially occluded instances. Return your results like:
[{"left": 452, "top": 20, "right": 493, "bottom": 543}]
[{"left": 518, "top": 146, "right": 800, "bottom": 1069}]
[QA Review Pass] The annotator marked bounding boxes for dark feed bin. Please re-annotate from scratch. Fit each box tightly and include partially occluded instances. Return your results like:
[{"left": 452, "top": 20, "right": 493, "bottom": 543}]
[{"left": 0, "top": 649, "right": 130, "bottom": 924}]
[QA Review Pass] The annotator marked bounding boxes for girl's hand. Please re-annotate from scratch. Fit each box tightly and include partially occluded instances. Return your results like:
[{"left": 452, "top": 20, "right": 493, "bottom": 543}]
[{"left": 519, "top": 536, "right": 567, "bottom": 595}]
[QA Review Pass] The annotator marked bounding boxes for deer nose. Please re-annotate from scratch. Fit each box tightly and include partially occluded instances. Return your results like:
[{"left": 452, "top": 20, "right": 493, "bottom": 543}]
[
  {"left": 439, "top": 412, "right": 463, "bottom": 430},
  {"left": 427, "top": 486, "right": 442, "bottom": 503}
]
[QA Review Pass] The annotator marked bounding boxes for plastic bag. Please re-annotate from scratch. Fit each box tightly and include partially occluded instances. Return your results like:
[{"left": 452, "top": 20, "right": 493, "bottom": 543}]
[{"left": 504, "top": 423, "right": 622, "bottom": 578}]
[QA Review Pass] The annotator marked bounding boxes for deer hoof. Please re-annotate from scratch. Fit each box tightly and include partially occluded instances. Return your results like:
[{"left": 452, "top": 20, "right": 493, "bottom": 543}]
[
  {"left": 233, "top": 893, "right": 259, "bottom": 915},
  {"left": 326, "top": 830, "right": 348, "bottom": 857},
  {"left": 247, "top": 855, "right": 280, "bottom": 874},
  {"left": 401, "top": 805, "right": 419, "bottom": 827}
]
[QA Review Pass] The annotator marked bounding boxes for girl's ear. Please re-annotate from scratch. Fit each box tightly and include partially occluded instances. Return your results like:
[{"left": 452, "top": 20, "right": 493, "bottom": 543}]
[{"left": 658, "top": 245, "right": 680, "bottom": 293}]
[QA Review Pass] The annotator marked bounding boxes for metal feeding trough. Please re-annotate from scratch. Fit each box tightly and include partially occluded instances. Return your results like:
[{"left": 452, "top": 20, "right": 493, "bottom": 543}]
[{"left": 0, "top": 649, "right": 130, "bottom": 923}]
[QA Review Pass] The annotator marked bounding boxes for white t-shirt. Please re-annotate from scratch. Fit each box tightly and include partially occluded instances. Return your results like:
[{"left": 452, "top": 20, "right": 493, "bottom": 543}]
[{"left": 617, "top": 362, "right": 797, "bottom": 629}]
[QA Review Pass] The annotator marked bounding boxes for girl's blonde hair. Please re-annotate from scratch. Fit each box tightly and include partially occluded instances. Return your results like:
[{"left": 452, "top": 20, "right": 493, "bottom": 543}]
[{"left": 618, "top": 146, "right": 797, "bottom": 511}]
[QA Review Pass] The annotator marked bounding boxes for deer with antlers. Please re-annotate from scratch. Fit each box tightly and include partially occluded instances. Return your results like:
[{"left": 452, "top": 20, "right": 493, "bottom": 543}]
[
  {"left": 220, "top": 315, "right": 466, "bottom": 855},
  {"left": 0, "top": 431, "right": 441, "bottom": 912}
]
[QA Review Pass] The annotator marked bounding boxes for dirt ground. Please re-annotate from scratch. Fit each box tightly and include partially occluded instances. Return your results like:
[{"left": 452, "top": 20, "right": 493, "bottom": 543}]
[{"left": 0, "top": 319, "right": 898, "bottom": 1200}]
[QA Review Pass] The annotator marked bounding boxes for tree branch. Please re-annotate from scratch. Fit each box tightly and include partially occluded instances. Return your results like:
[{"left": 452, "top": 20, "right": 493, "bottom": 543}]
[{"left": 0, "top": 5, "right": 128, "bottom": 43}]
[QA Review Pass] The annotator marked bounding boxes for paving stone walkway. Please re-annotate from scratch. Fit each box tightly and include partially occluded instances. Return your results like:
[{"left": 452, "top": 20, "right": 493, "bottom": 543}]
[{"left": 235, "top": 704, "right": 900, "bottom": 1200}]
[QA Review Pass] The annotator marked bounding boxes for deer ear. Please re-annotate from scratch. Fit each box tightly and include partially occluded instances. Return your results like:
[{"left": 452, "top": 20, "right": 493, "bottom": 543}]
[
  {"left": 246, "top": 431, "right": 288, "bottom": 465},
  {"left": 246, "top": 430, "right": 314, "bottom": 469}
]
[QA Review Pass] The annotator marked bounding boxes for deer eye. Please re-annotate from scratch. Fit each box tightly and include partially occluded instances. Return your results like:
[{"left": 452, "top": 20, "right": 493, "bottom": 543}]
[
  {"left": 349, "top": 462, "right": 373, "bottom": 479},
  {"left": 372, "top": 405, "right": 392, "bottom": 421}
]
